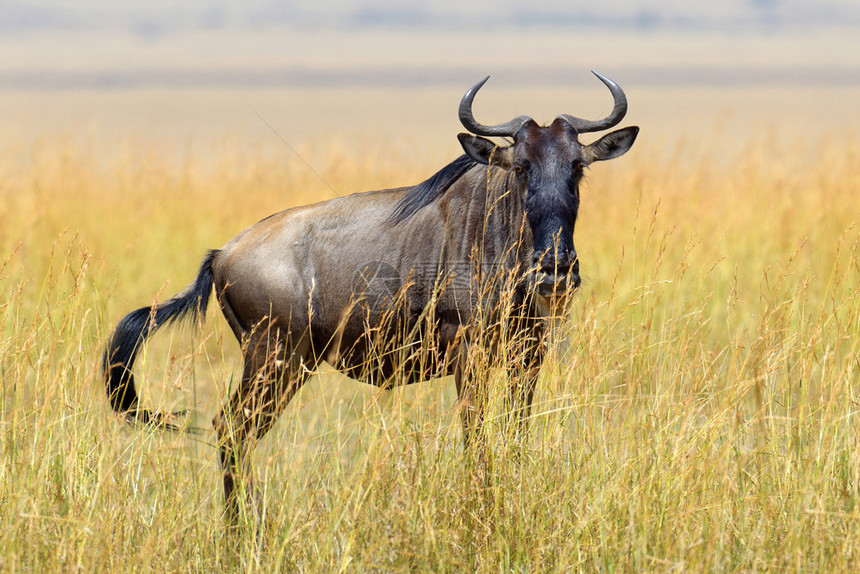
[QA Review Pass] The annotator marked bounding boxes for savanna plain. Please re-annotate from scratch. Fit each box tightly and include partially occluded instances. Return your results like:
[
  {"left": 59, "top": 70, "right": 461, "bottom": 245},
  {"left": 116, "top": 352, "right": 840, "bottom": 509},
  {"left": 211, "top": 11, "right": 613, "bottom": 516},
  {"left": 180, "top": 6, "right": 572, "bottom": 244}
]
[{"left": 1, "top": 85, "right": 860, "bottom": 571}]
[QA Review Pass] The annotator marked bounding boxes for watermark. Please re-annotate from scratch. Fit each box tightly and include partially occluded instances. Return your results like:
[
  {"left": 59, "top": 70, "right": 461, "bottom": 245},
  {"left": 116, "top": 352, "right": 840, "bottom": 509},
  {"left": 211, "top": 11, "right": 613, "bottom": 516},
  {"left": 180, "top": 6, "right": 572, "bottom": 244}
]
[
  {"left": 350, "top": 259, "right": 550, "bottom": 313},
  {"left": 353, "top": 260, "right": 403, "bottom": 308}
]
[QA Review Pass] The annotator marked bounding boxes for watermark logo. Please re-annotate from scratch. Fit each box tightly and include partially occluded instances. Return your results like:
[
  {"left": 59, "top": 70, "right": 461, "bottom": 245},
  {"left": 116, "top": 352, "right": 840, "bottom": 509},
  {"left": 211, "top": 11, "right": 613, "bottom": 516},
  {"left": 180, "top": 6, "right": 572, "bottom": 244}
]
[
  {"left": 351, "top": 260, "right": 535, "bottom": 313},
  {"left": 352, "top": 261, "right": 403, "bottom": 307}
]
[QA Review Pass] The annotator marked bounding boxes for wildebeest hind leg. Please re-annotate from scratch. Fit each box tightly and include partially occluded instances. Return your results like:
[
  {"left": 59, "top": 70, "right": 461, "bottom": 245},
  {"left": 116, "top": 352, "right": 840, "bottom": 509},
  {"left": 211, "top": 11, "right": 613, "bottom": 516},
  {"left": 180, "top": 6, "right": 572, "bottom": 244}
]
[{"left": 213, "top": 328, "right": 310, "bottom": 529}]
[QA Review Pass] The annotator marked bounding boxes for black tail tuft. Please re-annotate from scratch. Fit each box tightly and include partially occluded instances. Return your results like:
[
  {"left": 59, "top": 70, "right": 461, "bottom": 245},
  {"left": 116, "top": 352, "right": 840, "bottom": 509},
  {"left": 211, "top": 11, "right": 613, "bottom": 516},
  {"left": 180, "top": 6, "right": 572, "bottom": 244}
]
[{"left": 103, "top": 250, "right": 218, "bottom": 429}]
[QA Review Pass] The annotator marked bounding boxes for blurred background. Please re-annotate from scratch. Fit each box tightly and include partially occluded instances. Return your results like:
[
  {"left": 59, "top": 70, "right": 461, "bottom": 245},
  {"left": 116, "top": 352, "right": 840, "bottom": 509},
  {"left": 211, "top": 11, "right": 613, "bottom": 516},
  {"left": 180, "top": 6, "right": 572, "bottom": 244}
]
[
  {"left": 3, "top": 5, "right": 860, "bottom": 568},
  {"left": 1, "top": 0, "right": 858, "bottom": 165}
]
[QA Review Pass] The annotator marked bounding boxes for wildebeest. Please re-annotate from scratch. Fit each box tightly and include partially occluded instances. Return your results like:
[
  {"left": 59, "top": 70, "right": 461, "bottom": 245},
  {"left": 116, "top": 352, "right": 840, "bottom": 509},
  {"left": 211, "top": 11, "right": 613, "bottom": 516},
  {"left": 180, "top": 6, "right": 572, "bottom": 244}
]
[{"left": 103, "top": 71, "right": 638, "bottom": 523}]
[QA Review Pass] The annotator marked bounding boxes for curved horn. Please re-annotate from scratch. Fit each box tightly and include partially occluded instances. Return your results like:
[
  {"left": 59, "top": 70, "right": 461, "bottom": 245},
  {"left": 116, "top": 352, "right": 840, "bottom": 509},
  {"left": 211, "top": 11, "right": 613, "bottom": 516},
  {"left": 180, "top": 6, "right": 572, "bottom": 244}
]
[
  {"left": 558, "top": 70, "right": 628, "bottom": 133},
  {"left": 459, "top": 76, "right": 532, "bottom": 137}
]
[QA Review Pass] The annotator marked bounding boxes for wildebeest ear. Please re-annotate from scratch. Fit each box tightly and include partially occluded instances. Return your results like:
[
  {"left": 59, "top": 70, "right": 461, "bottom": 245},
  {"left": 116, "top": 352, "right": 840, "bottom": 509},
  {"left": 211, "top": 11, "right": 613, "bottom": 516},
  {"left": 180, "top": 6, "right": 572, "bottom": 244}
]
[
  {"left": 457, "top": 133, "right": 513, "bottom": 168},
  {"left": 583, "top": 126, "right": 639, "bottom": 163}
]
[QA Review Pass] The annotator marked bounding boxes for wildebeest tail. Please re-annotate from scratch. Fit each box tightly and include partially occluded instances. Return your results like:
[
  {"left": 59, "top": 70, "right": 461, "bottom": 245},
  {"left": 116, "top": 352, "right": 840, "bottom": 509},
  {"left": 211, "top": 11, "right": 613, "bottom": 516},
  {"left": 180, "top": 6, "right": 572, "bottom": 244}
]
[{"left": 102, "top": 250, "right": 218, "bottom": 429}]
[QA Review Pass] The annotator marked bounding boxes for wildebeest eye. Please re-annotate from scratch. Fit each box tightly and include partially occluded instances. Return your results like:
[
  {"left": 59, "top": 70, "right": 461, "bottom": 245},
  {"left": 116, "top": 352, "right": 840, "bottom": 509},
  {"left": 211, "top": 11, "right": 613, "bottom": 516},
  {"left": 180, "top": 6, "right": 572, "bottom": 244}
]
[{"left": 512, "top": 160, "right": 529, "bottom": 176}]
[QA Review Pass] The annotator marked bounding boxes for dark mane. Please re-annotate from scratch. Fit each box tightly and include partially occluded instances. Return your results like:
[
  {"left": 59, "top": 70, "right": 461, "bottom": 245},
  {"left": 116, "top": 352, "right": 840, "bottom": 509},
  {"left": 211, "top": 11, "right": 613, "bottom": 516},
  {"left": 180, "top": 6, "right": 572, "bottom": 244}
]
[{"left": 389, "top": 154, "right": 477, "bottom": 224}]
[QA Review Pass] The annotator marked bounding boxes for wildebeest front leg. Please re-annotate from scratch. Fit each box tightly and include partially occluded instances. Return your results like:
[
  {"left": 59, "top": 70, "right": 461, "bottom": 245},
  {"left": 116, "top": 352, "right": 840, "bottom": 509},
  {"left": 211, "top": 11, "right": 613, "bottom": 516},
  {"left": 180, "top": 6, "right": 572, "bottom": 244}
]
[
  {"left": 506, "top": 351, "right": 541, "bottom": 443},
  {"left": 505, "top": 325, "right": 545, "bottom": 443},
  {"left": 213, "top": 331, "right": 309, "bottom": 529},
  {"left": 454, "top": 340, "right": 486, "bottom": 454}
]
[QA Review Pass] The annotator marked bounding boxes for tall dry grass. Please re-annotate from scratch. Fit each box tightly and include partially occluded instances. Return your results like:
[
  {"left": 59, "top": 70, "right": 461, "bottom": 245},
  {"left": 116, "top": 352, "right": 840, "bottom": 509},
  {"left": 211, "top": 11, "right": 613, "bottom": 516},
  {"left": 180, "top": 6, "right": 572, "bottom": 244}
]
[{"left": 1, "top": 123, "right": 859, "bottom": 571}]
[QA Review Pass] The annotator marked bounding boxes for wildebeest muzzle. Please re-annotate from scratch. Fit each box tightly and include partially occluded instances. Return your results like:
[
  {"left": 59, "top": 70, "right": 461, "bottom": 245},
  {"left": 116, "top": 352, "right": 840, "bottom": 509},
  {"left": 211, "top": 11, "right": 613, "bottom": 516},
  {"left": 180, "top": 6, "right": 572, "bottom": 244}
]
[{"left": 532, "top": 250, "right": 581, "bottom": 296}]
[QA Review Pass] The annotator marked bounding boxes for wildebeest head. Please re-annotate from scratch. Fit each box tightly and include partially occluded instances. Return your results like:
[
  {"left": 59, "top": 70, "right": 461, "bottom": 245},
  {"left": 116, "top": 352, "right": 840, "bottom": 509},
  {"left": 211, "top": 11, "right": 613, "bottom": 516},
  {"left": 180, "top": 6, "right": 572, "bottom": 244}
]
[{"left": 458, "top": 71, "right": 639, "bottom": 296}]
